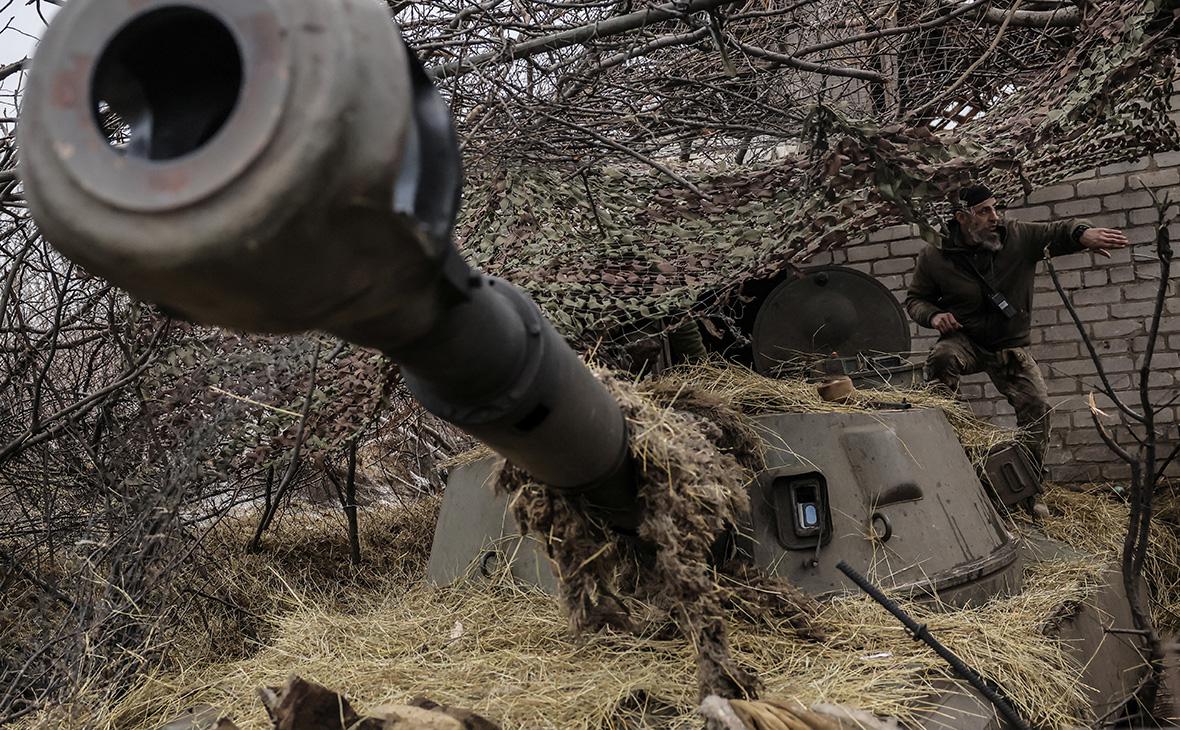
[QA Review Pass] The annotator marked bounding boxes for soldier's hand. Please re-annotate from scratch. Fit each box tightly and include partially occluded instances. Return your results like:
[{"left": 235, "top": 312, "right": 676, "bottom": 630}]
[
  {"left": 1080, "top": 227, "right": 1129, "bottom": 258},
  {"left": 931, "top": 312, "right": 962, "bottom": 334}
]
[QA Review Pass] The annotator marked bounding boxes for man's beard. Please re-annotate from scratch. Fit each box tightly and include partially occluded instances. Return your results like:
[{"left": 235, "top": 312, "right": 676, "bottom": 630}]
[{"left": 966, "top": 226, "right": 1002, "bottom": 252}]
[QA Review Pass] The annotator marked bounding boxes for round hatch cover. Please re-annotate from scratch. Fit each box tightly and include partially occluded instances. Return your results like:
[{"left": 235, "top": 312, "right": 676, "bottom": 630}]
[{"left": 752, "top": 265, "right": 911, "bottom": 374}]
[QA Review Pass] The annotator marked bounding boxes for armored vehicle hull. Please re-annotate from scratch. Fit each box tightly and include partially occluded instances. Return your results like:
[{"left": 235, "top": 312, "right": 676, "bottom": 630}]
[{"left": 427, "top": 407, "right": 1149, "bottom": 728}]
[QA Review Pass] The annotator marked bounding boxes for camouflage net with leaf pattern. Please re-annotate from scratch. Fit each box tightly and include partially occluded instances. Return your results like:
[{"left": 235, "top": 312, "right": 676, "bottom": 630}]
[{"left": 454, "top": 1, "right": 1178, "bottom": 352}]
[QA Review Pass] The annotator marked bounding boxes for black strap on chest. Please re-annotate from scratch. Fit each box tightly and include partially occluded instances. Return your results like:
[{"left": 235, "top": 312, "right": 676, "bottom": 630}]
[{"left": 947, "top": 251, "right": 1019, "bottom": 320}]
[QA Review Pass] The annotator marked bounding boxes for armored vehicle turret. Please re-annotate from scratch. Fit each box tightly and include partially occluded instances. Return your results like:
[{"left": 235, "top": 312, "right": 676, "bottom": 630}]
[{"left": 18, "top": 2, "right": 1150, "bottom": 728}]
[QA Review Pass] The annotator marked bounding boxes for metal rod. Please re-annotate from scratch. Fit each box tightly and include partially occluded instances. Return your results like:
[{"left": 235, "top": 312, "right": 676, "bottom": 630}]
[{"left": 836, "top": 561, "right": 1034, "bottom": 730}]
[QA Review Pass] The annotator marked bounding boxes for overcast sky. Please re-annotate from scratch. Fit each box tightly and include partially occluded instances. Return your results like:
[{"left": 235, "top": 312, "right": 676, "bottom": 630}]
[
  {"left": 0, "top": 2, "right": 58, "bottom": 97},
  {"left": 1, "top": 2, "right": 57, "bottom": 65}
]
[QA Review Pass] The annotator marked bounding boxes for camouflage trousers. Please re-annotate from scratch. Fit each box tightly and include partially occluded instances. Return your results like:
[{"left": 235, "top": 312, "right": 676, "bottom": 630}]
[{"left": 924, "top": 332, "right": 1051, "bottom": 473}]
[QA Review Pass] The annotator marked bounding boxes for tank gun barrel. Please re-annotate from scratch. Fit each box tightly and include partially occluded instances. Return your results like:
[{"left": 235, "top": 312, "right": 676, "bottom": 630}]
[{"left": 18, "top": 0, "right": 636, "bottom": 524}]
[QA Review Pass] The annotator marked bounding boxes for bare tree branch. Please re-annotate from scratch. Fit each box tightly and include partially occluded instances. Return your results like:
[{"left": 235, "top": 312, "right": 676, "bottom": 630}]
[{"left": 429, "top": 0, "right": 747, "bottom": 80}]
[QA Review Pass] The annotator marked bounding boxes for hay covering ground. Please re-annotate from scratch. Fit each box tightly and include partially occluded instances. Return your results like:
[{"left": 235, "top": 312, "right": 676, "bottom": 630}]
[
  {"left": 48, "top": 489, "right": 1180, "bottom": 730},
  {"left": 26, "top": 364, "right": 1180, "bottom": 730},
  {"left": 94, "top": 549, "right": 1100, "bottom": 730},
  {"left": 1034, "top": 483, "right": 1180, "bottom": 635}
]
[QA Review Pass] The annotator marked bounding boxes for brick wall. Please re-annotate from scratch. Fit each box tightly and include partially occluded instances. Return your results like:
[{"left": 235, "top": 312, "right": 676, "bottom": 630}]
[{"left": 807, "top": 87, "right": 1180, "bottom": 482}]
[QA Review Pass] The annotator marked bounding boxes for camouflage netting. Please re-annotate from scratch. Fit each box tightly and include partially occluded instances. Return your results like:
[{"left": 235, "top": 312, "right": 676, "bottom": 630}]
[{"left": 453, "top": 1, "right": 1179, "bottom": 352}]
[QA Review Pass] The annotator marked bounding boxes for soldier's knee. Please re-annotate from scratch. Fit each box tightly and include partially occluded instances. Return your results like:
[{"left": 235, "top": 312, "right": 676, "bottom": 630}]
[
  {"left": 1010, "top": 385, "right": 1050, "bottom": 416},
  {"left": 925, "top": 346, "right": 963, "bottom": 385},
  {"left": 1014, "top": 395, "right": 1051, "bottom": 428}
]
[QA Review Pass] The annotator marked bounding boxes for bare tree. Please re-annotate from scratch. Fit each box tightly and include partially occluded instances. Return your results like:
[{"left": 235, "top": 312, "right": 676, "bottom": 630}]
[{"left": 1045, "top": 181, "right": 1177, "bottom": 718}]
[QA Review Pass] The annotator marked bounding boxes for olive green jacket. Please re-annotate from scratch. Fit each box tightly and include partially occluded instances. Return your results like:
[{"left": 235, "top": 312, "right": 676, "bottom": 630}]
[{"left": 905, "top": 218, "right": 1089, "bottom": 349}]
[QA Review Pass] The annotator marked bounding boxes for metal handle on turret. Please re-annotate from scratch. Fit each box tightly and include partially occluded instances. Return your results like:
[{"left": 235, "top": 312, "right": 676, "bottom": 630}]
[{"left": 18, "top": 0, "right": 637, "bottom": 525}]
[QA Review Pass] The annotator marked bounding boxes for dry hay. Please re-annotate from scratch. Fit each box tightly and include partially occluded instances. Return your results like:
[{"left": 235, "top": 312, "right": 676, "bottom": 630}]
[
  {"left": 443, "top": 361, "right": 1019, "bottom": 471},
  {"left": 1033, "top": 482, "right": 1180, "bottom": 635},
  {"left": 47, "top": 485, "right": 1180, "bottom": 730},
  {"left": 91, "top": 557, "right": 1098, "bottom": 730},
  {"left": 651, "top": 361, "right": 1018, "bottom": 466},
  {"left": 168, "top": 496, "right": 441, "bottom": 666}
]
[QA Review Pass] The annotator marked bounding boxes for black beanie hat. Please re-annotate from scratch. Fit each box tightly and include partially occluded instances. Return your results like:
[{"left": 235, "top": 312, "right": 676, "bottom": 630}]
[{"left": 957, "top": 184, "right": 995, "bottom": 209}]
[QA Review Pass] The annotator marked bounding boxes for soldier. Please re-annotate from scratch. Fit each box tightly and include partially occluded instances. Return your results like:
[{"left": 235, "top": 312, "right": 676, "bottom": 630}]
[{"left": 905, "top": 184, "right": 1129, "bottom": 513}]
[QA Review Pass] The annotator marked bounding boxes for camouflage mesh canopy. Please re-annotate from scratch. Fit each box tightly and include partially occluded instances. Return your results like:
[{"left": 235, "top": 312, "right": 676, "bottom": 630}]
[{"left": 433, "top": 1, "right": 1179, "bottom": 350}]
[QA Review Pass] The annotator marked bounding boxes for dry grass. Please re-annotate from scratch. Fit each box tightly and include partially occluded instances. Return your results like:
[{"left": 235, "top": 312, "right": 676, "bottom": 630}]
[
  {"left": 651, "top": 361, "right": 1018, "bottom": 462},
  {"left": 24, "top": 487, "right": 1180, "bottom": 730},
  {"left": 442, "top": 362, "right": 1017, "bottom": 472},
  {"left": 164, "top": 496, "right": 441, "bottom": 665},
  {"left": 83, "top": 555, "right": 1098, "bottom": 730},
  {"left": 1034, "top": 482, "right": 1180, "bottom": 634}
]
